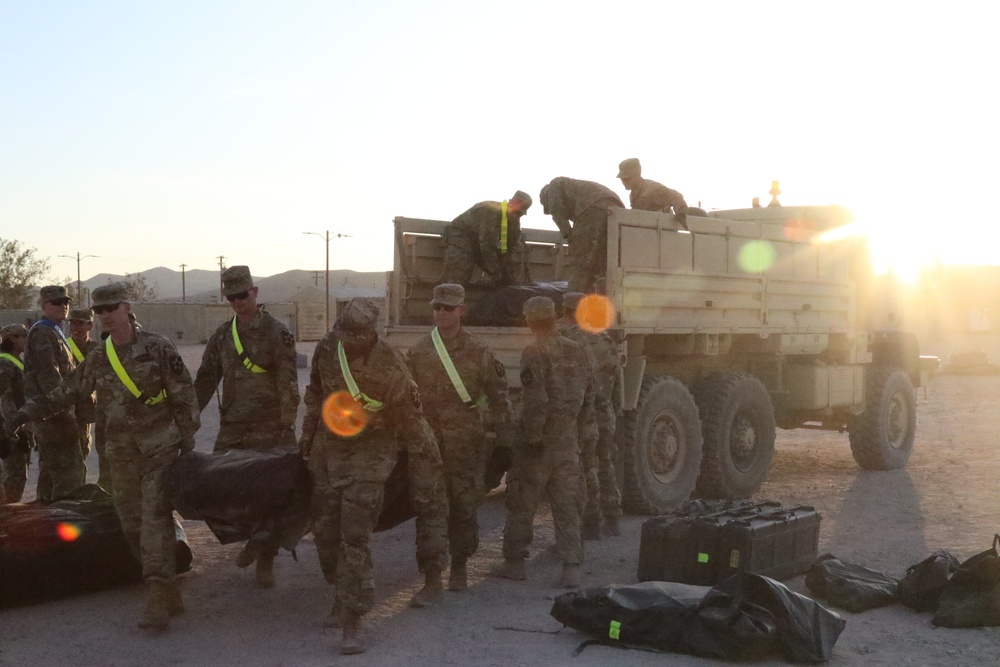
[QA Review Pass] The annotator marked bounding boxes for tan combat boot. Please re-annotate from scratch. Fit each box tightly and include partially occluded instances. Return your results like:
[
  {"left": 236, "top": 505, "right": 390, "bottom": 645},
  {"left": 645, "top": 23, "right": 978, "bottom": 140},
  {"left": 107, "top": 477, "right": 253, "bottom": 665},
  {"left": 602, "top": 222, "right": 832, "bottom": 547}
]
[
  {"left": 409, "top": 568, "right": 443, "bottom": 607},
  {"left": 448, "top": 558, "right": 468, "bottom": 592},
  {"left": 165, "top": 580, "right": 184, "bottom": 617},
  {"left": 558, "top": 564, "right": 581, "bottom": 589},
  {"left": 340, "top": 611, "right": 365, "bottom": 655},
  {"left": 255, "top": 550, "right": 275, "bottom": 588},
  {"left": 323, "top": 598, "right": 344, "bottom": 628},
  {"left": 489, "top": 558, "right": 527, "bottom": 581},
  {"left": 137, "top": 581, "right": 170, "bottom": 629},
  {"left": 603, "top": 516, "right": 621, "bottom": 537}
]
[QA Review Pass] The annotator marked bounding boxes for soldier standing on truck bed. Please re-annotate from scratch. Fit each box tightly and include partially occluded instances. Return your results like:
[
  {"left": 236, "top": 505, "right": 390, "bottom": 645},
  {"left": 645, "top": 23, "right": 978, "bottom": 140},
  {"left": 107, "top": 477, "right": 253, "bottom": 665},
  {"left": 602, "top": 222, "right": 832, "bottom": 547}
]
[
  {"left": 492, "top": 296, "right": 595, "bottom": 588},
  {"left": 559, "top": 292, "right": 623, "bottom": 540},
  {"left": 617, "top": 157, "right": 691, "bottom": 228},
  {"left": 194, "top": 265, "right": 300, "bottom": 588},
  {"left": 406, "top": 283, "right": 514, "bottom": 593},
  {"left": 442, "top": 190, "right": 533, "bottom": 287},
  {"left": 299, "top": 297, "right": 445, "bottom": 655},
  {"left": 539, "top": 177, "right": 624, "bottom": 294}
]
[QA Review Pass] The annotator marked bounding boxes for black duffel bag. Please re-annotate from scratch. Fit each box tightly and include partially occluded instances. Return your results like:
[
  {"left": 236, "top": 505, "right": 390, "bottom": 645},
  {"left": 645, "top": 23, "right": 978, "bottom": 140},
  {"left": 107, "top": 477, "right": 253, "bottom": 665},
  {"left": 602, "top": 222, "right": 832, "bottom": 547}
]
[
  {"left": 805, "top": 553, "right": 898, "bottom": 612},
  {"left": 933, "top": 534, "right": 1000, "bottom": 628},
  {"left": 898, "top": 549, "right": 960, "bottom": 612}
]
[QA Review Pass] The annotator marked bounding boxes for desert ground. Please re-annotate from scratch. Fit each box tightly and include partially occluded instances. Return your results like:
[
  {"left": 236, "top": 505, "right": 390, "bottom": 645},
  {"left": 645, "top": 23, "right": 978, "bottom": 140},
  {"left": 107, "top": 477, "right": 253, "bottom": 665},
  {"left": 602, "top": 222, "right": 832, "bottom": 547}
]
[{"left": 2, "top": 342, "right": 999, "bottom": 666}]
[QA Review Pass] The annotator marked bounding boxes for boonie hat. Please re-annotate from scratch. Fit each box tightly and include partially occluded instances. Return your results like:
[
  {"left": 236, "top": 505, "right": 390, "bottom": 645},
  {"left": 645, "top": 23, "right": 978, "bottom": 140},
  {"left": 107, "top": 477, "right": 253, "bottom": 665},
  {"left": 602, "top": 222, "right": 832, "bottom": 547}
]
[
  {"left": 221, "top": 265, "right": 255, "bottom": 297},
  {"left": 91, "top": 283, "right": 128, "bottom": 309},
  {"left": 430, "top": 284, "right": 465, "bottom": 307},
  {"left": 39, "top": 285, "right": 71, "bottom": 305}
]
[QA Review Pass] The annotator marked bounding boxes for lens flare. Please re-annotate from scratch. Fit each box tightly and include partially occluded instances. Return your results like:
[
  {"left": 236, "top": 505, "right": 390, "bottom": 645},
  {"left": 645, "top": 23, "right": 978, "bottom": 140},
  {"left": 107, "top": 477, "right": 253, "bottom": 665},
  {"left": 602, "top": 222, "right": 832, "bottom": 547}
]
[
  {"left": 783, "top": 219, "right": 813, "bottom": 242},
  {"left": 57, "top": 522, "right": 81, "bottom": 542},
  {"left": 575, "top": 294, "right": 615, "bottom": 333},
  {"left": 322, "top": 390, "right": 368, "bottom": 437},
  {"left": 738, "top": 240, "right": 776, "bottom": 273}
]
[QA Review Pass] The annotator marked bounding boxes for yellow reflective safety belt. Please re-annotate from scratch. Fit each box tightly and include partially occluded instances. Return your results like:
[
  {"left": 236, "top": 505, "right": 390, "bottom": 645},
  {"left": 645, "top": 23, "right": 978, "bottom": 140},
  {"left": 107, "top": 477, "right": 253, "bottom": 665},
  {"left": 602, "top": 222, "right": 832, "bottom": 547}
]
[
  {"left": 430, "top": 327, "right": 478, "bottom": 408},
  {"left": 67, "top": 338, "right": 86, "bottom": 363},
  {"left": 0, "top": 352, "right": 24, "bottom": 371},
  {"left": 231, "top": 317, "right": 267, "bottom": 373},
  {"left": 499, "top": 200, "right": 508, "bottom": 254},
  {"left": 337, "top": 341, "right": 384, "bottom": 412},
  {"left": 105, "top": 337, "right": 166, "bottom": 406}
]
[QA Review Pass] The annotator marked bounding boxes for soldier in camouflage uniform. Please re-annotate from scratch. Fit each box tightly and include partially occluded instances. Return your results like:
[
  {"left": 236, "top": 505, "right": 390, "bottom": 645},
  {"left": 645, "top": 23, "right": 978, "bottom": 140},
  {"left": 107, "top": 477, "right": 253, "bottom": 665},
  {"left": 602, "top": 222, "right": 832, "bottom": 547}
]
[
  {"left": 299, "top": 297, "right": 443, "bottom": 655},
  {"left": 558, "top": 292, "right": 623, "bottom": 539},
  {"left": 0, "top": 324, "right": 31, "bottom": 503},
  {"left": 67, "top": 308, "right": 105, "bottom": 482},
  {"left": 22, "top": 285, "right": 85, "bottom": 501},
  {"left": 194, "top": 265, "right": 300, "bottom": 587},
  {"left": 8, "top": 283, "right": 200, "bottom": 629},
  {"left": 539, "top": 177, "right": 624, "bottom": 294},
  {"left": 443, "top": 190, "right": 532, "bottom": 286},
  {"left": 617, "top": 157, "right": 690, "bottom": 226},
  {"left": 406, "top": 284, "right": 514, "bottom": 594},
  {"left": 493, "top": 296, "right": 595, "bottom": 588}
]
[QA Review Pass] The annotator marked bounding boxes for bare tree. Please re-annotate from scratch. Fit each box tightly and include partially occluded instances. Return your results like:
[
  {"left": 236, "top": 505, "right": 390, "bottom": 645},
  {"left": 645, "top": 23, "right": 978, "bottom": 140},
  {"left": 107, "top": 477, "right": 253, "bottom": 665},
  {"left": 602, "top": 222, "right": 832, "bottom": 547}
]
[
  {"left": 0, "top": 238, "right": 51, "bottom": 309},
  {"left": 121, "top": 272, "right": 158, "bottom": 302}
]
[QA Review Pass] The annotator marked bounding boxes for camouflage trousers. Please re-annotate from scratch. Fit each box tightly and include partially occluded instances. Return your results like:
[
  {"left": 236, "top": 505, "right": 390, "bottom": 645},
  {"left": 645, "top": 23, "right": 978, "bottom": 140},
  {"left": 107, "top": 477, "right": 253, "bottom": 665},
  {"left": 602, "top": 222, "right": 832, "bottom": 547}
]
[
  {"left": 408, "top": 437, "right": 448, "bottom": 573},
  {"left": 310, "top": 437, "right": 396, "bottom": 617},
  {"left": 107, "top": 438, "right": 178, "bottom": 582},
  {"left": 503, "top": 446, "right": 584, "bottom": 566},
  {"left": 580, "top": 407, "right": 622, "bottom": 525},
  {"left": 93, "top": 415, "right": 113, "bottom": 494},
  {"left": 438, "top": 427, "right": 488, "bottom": 561},
  {"left": 34, "top": 413, "right": 85, "bottom": 502},
  {"left": 214, "top": 420, "right": 297, "bottom": 453},
  {"left": 567, "top": 207, "right": 611, "bottom": 294},
  {"left": 0, "top": 434, "right": 30, "bottom": 503}
]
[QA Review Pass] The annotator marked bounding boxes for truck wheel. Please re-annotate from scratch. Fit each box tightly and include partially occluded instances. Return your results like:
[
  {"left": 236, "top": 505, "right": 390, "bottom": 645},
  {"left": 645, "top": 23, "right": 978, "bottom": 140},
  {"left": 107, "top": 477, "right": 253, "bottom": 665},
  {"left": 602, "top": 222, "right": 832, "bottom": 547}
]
[
  {"left": 694, "top": 372, "right": 776, "bottom": 498},
  {"left": 849, "top": 365, "right": 916, "bottom": 470},
  {"left": 619, "top": 375, "right": 703, "bottom": 514}
]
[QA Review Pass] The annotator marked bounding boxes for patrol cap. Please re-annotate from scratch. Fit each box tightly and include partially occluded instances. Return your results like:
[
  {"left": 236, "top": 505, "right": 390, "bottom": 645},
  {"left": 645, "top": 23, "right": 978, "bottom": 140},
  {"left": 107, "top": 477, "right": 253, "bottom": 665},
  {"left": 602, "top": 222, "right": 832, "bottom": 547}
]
[
  {"left": 1, "top": 323, "right": 28, "bottom": 339},
  {"left": 221, "top": 265, "right": 254, "bottom": 297},
  {"left": 523, "top": 296, "right": 555, "bottom": 323},
  {"left": 561, "top": 292, "right": 585, "bottom": 313},
  {"left": 91, "top": 283, "right": 129, "bottom": 309},
  {"left": 430, "top": 283, "right": 465, "bottom": 307},
  {"left": 617, "top": 157, "right": 641, "bottom": 179},
  {"left": 39, "top": 285, "right": 71, "bottom": 305},
  {"left": 511, "top": 190, "right": 533, "bottom": 210},
  {"left": 68, "top": 309, "right": 94, "bottom": 323},
  {"left": 332, "top": 297, "right": 380, "bottom": 342}
]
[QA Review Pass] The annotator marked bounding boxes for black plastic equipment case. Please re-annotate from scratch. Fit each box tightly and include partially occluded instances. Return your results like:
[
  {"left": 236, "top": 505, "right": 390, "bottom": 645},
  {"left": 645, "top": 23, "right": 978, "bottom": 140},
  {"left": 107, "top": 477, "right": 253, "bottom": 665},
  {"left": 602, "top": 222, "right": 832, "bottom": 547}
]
[{"left": 637, "top": 500, "right": 821, "bottom": 585}]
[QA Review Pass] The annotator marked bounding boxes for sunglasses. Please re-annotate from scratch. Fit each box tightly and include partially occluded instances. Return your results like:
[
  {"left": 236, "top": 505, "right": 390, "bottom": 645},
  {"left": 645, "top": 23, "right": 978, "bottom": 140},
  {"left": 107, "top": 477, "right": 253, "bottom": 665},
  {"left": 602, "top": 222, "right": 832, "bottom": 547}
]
[
  {"left": 91, "top": 303, "right": 121, "bottom": 315},
  {"left": 226, "top": 291, "right": 251, "bottom": 302},
  {"left": 432, "top": 304, "right": 459, "bottom": 312}
]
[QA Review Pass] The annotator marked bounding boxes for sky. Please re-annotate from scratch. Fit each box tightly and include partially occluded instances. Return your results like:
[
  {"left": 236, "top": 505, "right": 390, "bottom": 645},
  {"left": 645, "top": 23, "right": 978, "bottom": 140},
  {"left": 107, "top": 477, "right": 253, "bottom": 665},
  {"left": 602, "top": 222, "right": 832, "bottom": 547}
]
[{"left": 1, "top": 1, "right": 997, "bottom": 282}]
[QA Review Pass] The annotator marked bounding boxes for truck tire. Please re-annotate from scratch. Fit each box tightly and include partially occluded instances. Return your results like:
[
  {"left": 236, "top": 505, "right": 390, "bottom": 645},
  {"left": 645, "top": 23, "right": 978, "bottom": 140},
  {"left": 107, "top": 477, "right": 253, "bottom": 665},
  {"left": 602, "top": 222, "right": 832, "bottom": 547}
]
[
  {"left": 694, "top": 371, "right": 776, "bottom": 498},
  {"left": 848, "top": 365, "right": 916, "bottom": 470},
  {"left": 619, "top": 375, "right": 703, "bottom": 515}
]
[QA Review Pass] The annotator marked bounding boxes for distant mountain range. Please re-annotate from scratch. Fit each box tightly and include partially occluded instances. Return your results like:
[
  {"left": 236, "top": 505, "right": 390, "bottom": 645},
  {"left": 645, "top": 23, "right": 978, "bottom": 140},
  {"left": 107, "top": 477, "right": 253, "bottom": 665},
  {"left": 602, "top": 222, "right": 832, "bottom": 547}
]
[{"left": 75, "top": 267, "right": 386, "bottom": 303}]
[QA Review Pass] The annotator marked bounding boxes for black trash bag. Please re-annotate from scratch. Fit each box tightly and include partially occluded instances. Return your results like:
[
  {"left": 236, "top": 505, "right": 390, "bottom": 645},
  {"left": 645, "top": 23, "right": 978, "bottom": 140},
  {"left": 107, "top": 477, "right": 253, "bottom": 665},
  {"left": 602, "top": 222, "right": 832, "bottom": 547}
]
[
  {"left": 164, "top": 449, "right": 312, "bottom": 550},
  {"left": 0, "top": 484, "right": 191, "bottom": 607},
  {"left": 374, "top": 448, "right": 414, "bottom": 532},
  {"left": 684, "top": 585, "right": 778, "bottom": 661},
  {"left": 898, "top": 549, "right": 960, "bottom": 612},
  {"left": 550, "top": 581, "right": 710, "bottom": 654},
  {"left": 713, "top": 573, "right": 846, "bottom": 663},
  {"left": 805, "top": 553, "right": 898, "bottom": 612},
  {"left": 933, "top": 534, "right": 1000, "bottom": 628},
  {"left": 464, "top": 281, "right": 568, "bottom": 327}
]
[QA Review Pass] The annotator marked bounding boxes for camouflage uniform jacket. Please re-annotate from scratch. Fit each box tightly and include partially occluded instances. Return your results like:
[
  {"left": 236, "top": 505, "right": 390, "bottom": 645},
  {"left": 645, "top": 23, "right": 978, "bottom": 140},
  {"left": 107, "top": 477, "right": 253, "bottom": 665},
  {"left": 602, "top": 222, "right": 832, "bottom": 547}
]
[
  {"left": 23, "top": 319, "right": 77, "bottom": 418},
  {"left": 0, "top": 354, "right": 26, "bottom": 421},
  {"left": 21, "top": 326, "right": 201, "bottom": 455},
  {"left": 71, "top": 337, "right": 101, "bottom": 424},
  {"left": 541, "top": 177, "right": 624, "bottom": 238},
  {"left": 629, "top": 177, "right": 687, "bottom": 215},
  {"left": 406, "top": 328, "right": 512, "bottom": 433},
  {"left": 519, "top": 331, "right": 596, "bottom": 449},
  {"left": 559, "top": 324, "right": 623, "bottom": 414},
  {"left": 446, "top": 201, "right": 522, "bottom": 281},
  {"left": 302, "top": 335, "right": 435, "bottom": 482},
  {"left": 194, "top": 307, "right": 299, "bottom": 427}
]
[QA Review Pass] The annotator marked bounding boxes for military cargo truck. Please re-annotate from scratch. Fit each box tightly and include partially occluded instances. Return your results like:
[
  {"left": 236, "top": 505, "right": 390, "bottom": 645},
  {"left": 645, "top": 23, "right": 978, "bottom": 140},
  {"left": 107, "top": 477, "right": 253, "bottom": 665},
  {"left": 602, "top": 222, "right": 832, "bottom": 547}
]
[{"left": 385, "top": 205, "right": 921, "bottom": 514}]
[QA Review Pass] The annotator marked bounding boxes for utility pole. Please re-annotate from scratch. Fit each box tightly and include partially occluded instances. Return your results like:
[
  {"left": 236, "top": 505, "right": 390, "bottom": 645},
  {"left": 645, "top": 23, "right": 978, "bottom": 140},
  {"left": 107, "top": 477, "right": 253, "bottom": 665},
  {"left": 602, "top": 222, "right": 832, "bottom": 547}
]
[
  {"left": 217, "top": 256, "right": 227, "bottom": 301},
  {"left": 302, "top": 231, "right": 351, "bottom": 331},
  {"left": 312, "top": 271, "right": 321, "bottom": 287},
  {"left": 180, "top": 263, "right": 187, "bottom": 302},
  {"left": 58, "top": 251, "right": 99, "bottom": 304}
]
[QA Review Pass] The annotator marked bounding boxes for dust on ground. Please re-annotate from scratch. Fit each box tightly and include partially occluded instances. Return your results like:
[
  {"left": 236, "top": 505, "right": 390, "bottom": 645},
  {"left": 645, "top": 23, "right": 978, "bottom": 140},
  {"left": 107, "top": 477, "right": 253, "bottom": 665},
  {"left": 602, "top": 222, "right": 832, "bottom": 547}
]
[{"left": 2, "top": 344, "right": 999, "bottom": 666}]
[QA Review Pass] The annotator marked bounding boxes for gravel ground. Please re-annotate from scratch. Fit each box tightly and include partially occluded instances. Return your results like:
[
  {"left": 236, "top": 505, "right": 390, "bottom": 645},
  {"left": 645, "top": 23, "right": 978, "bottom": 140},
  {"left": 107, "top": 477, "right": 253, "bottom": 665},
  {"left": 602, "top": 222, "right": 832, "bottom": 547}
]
[{"left": 2, "top": 344, "right": 999, "bottom": 666}]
